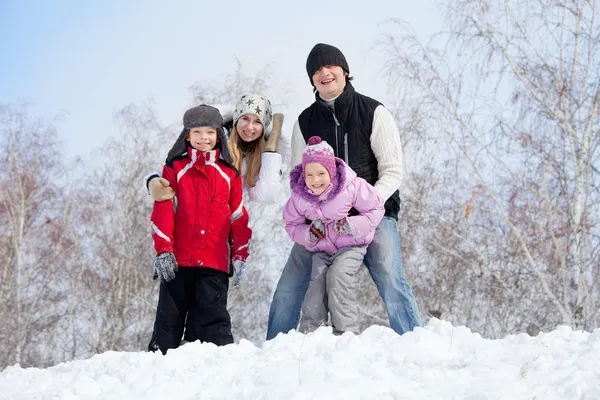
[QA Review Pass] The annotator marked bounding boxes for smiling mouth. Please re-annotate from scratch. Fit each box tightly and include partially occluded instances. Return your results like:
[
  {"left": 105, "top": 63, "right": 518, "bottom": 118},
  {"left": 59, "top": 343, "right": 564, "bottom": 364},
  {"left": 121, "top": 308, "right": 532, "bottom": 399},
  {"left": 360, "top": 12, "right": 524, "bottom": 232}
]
[{"left": 320, "top": 78, "right": 334, "bottom": 84}]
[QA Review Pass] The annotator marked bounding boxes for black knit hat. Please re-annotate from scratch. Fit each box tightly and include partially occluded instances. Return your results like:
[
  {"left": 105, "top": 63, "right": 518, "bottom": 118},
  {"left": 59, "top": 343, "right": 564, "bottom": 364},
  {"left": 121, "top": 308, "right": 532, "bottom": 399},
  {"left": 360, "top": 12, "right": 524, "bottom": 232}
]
[
  {"left": 166, "top": 105, "right": 232, "bottom": 165},
  {"left": 305, "top": 43, "right": 350, "bottom": 84}
]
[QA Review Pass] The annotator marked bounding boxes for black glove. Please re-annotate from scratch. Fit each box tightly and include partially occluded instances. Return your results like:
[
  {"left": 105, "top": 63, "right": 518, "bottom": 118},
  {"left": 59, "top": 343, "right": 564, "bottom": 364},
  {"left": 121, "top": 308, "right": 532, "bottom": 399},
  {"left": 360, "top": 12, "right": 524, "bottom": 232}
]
[
  {"left": 153, "top": 252, "right": 178, "bottom": 282},
  {"left": 308, "top": 220, "right": 326, "bottom": 242}
]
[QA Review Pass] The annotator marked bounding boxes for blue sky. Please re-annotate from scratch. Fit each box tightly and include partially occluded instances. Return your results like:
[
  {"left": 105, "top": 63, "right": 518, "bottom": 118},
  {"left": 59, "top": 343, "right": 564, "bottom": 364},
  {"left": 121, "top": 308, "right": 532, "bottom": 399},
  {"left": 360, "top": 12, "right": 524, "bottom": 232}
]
[{"left": 0, "top": 0, "right": 441, "bottom": 160}]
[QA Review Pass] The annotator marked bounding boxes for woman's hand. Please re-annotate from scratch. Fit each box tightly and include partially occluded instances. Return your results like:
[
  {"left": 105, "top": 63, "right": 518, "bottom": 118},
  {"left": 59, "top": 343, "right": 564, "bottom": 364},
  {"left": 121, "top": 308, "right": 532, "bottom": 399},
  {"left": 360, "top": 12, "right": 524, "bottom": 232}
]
[
  {"left": 149, "top": 177, "right": 176, "bottom": 201},
  {"left": 264, "top": 113, "right": 284, "bottom": 152}
]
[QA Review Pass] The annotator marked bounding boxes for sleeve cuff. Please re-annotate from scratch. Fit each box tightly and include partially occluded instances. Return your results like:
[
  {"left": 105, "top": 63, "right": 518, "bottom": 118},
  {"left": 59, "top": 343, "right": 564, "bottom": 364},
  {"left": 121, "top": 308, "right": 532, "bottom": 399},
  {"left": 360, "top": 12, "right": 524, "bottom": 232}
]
[
  {"left": 259, "top": 152, "right": 283, "bottom": 180},
  {"left": 144, "top": 172, "right": 161, "bottom": 194}
]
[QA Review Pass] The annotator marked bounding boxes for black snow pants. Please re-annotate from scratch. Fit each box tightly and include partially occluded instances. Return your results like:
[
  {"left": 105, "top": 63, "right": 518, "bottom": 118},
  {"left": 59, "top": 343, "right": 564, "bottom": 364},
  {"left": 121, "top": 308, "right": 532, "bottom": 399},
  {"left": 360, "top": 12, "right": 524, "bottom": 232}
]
[{"left": 148, "top": 266, "right": 233, "bottom": 355}]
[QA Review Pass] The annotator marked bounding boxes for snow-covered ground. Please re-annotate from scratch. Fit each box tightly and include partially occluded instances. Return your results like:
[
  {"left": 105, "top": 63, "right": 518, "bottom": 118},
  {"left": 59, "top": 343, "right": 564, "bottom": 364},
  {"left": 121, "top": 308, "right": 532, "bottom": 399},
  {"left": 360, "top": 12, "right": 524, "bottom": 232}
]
[{"left": 2, "top": 319, "right": 599, "bottom": 400}]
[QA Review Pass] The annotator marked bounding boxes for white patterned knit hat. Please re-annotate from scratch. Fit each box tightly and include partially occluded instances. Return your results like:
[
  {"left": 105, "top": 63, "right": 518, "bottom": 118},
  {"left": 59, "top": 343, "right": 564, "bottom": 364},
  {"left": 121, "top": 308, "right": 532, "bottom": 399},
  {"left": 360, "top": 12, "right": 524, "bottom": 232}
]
[{"left": 233, "top": 93, "right": 273, "bottom": 129}]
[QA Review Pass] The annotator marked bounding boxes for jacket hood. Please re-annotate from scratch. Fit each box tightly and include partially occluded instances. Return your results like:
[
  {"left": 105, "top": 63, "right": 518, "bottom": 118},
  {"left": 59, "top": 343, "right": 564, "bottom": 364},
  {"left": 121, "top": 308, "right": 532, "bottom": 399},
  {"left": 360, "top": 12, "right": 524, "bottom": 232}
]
[{"left": 289, "top": 157, "right": 355, "bottom": 203}]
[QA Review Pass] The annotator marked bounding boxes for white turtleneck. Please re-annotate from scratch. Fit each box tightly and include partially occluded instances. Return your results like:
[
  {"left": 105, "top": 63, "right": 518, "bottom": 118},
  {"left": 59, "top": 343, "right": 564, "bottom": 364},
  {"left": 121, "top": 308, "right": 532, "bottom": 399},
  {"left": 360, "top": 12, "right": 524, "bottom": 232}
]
[{"left": 319, "top": 93, "right": 342, "bottom": 105}]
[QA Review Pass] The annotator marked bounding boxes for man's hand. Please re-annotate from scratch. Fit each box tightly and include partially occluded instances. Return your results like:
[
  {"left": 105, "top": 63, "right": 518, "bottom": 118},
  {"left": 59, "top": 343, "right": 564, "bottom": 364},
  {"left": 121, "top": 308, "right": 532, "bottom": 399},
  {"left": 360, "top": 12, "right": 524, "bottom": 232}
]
[{"left": 149, "top": 177, "right": 175, "bottom": 202}]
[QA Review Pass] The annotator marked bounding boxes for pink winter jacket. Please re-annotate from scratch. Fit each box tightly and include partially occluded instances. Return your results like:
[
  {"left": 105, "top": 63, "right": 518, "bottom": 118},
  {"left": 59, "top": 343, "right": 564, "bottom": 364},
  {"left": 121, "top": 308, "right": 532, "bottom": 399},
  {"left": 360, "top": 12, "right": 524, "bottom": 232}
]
[{"left": 283, "top": 158, "right": 384, "bottom": 255}]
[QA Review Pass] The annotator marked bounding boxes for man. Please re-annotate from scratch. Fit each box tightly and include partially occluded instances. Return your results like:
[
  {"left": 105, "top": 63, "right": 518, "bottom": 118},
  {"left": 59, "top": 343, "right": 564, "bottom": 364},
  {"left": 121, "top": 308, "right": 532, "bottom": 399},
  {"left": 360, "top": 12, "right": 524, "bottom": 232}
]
[{"left": 266, "top": 43, "right": 422, "bottom": 340}]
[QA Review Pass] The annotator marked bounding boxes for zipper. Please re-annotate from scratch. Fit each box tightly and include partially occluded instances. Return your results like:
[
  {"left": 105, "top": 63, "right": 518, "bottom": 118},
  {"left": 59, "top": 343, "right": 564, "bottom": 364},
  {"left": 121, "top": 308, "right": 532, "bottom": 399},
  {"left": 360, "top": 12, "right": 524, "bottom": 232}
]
[
  {"left": 344, "top": 132, "right": 348, "bottom": 163},
  {"left": 332, "top": 112, "right": 340, "bottom": 158}
]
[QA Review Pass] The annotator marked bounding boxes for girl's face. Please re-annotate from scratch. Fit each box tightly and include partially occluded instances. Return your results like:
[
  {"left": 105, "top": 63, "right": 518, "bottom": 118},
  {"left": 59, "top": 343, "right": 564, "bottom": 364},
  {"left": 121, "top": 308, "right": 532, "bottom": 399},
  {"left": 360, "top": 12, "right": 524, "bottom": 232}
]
[
  {"left": 236, "top": 114, "right": 264, "bottom": 142},
  {"left": 187, "top": 127, "right": 217, "bottom": 152},
  {"left": 304, "top": 162, "right": 331, "bottom": 195}
]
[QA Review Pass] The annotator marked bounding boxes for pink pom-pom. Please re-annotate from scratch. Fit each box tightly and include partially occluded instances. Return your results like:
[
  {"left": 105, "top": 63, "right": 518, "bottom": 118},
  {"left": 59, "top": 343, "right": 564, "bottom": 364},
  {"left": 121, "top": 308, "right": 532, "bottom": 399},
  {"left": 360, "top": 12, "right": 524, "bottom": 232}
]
[{"left": 307, "top": 136, "right": 322, "bottom": 145}]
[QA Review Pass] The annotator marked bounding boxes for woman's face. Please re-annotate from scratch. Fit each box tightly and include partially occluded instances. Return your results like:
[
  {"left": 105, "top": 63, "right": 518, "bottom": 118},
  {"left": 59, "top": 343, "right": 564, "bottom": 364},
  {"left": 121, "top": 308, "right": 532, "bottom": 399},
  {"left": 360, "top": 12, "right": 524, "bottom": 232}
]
[{"left": 236, "top": 114, "right": 264, "bottom": 142}]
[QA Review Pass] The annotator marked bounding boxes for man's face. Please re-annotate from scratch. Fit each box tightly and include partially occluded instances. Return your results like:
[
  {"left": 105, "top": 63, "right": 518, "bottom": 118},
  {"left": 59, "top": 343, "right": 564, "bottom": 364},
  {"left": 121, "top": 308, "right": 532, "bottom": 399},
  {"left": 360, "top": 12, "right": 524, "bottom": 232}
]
[{"left": 311, "top": 65, "right": 347, "bottom": 99}]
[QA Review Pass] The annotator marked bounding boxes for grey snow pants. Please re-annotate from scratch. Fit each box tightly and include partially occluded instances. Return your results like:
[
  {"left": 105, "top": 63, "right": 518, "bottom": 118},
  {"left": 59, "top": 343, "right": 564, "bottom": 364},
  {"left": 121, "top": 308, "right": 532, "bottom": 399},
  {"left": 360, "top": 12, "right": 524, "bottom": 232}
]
[{"left": 299, "top": 245, "right": 367, "bottom": 334}]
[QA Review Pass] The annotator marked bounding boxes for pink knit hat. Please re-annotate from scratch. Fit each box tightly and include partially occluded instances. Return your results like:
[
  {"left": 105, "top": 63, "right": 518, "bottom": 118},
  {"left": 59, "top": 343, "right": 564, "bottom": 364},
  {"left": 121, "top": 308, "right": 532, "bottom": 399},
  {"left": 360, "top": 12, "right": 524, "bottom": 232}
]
[{"left": 302, "top": 136, "right": 337, "bottom": 179}]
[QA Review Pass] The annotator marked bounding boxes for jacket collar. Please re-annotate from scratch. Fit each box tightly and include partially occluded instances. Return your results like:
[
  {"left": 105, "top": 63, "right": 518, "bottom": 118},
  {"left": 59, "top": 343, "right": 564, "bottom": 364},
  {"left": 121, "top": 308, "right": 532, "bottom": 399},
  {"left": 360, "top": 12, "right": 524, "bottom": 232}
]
[
  {"left": 314, "top": 81, "right": 355, "bottom": 122},
  {"left": 187, "top": 147, "right": 220, "bottom": 164}
]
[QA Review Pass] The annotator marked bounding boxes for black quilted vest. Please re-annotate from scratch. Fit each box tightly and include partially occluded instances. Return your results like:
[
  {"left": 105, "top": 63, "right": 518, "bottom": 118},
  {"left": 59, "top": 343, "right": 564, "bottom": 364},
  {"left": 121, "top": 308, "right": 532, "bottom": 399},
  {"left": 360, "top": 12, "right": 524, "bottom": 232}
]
[{"left": 298, "top": 83, "right": 400, "bottom": 220}]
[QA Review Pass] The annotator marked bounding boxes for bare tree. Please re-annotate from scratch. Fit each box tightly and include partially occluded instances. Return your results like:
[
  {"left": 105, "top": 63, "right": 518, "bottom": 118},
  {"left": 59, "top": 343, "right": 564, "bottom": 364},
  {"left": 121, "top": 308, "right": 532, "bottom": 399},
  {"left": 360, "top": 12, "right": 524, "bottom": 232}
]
[
  {"left": 381, "top": 0, "right": 600, "bottom": 335},
  {"left": 0, "top": 104, "right": 81, "bottom": 368},
  {"left": 189, "top": 58, "right": 289, "bottom": 113},
  {"left": 74, "top": 101, "right": 171, "bottom": 353}
]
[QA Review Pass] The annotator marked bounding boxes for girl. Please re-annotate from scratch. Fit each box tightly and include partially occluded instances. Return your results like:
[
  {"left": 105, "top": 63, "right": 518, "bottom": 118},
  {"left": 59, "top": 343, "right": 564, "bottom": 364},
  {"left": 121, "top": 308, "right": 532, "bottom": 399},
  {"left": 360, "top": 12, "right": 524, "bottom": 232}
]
[{"left": 282, "top": 137, "right": 384, "bottom": 334}]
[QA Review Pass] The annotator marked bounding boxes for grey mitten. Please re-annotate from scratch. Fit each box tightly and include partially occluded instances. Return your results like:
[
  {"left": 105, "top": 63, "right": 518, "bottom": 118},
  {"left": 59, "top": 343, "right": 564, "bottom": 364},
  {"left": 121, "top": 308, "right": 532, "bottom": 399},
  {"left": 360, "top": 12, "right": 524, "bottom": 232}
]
[
  {"left": 148, "top": 177, "right": 176, "bottom": 202},
  {"left": 308, "top": 219, "right": 326, "bottom": 242},
  {"left": 154, "top": 252, "right": 178, "bottom": 283},
  {"left": 334, "top": 218, "right": 352, "bottom": 235},
  {"left": 232, "top": 259, "right": 247, "bottom": 288}
]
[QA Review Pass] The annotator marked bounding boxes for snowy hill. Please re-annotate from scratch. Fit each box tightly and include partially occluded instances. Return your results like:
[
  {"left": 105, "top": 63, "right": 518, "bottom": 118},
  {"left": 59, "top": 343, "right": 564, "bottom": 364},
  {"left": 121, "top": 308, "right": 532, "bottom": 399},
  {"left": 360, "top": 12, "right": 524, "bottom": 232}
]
[{"left": 2, "top": 319, "right": 598, "bottom": 399}]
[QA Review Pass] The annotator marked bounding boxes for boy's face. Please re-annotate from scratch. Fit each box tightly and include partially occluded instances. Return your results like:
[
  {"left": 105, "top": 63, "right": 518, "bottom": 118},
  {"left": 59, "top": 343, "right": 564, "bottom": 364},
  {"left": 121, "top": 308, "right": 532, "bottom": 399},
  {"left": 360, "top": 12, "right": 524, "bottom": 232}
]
[
  {"left": 187, "top": 127, "right": 217, "bottom": 152},
  {"left": 304, "top": 162, "right": 331, "bottom": 195}
]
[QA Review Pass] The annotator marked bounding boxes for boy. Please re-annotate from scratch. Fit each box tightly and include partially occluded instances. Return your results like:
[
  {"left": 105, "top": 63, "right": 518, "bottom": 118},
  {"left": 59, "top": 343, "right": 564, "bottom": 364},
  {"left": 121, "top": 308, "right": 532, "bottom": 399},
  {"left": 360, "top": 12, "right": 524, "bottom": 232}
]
[{"left": 148, "top": 105, "right": 251, "bottom": 354}]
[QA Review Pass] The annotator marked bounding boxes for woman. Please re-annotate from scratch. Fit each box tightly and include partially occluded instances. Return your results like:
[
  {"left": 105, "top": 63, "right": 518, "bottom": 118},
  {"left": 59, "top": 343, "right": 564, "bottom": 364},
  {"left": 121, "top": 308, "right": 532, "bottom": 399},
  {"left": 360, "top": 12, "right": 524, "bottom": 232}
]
[{"left": 222, "top": 93, "right": 288, "bottom": 204}]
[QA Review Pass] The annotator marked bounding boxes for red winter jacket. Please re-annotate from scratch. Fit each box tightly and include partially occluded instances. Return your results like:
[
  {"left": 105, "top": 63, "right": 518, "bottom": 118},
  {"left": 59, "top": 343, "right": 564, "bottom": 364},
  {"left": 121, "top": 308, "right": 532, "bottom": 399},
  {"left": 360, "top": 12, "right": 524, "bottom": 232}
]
[{"left": 150, "top": 147, "right": 251, "bottom": 273}]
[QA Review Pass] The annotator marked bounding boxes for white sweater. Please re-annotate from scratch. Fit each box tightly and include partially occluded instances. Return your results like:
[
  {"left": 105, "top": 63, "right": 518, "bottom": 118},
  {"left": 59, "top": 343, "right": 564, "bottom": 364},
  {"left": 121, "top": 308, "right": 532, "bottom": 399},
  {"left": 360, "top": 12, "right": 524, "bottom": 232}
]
[{"left": 290, "top": 105, "right": 404, "bottom": 202}]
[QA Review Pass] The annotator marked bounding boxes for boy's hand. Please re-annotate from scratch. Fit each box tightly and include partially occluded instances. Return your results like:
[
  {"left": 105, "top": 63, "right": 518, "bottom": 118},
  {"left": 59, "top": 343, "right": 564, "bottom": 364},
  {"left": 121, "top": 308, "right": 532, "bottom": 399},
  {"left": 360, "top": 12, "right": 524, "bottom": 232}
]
[
  {"left": 149, "top": 177, "right": 175, "bottom": 202},
  {"left": 154, "top": 252, "right": 178, "bottom": 282},
  {"left": 232, "top": 259, "right": 247, "bottom": 288},
  {"left": 308, "top": 220, "right": 326, "bottom": 242}
]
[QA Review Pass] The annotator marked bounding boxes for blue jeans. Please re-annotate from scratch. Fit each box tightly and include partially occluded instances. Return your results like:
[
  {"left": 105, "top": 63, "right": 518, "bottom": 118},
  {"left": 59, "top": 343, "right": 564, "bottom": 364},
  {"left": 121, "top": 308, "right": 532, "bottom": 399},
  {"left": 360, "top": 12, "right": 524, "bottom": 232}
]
[{"left": 266, "top": 217, "right": 422, "bottom": 340}]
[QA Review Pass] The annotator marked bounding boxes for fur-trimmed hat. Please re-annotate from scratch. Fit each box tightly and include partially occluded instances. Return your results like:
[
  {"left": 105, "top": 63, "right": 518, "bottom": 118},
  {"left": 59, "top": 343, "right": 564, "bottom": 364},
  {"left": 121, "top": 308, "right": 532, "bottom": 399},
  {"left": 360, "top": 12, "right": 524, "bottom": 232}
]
[
  {"left": 183, "top": 104, "right": 223, "bottom": 129},
  {"left": 302, "top": 136, "right": 336, "bottom": 179},
  {"left": 305, "top": 43, "right": 350, "bottom": 84},
  {"left": 233, "top": 93, "right": 273, "bottom": 132},
  {"left": 166, "top": 105, "right": 232, "bottom": 165}
]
